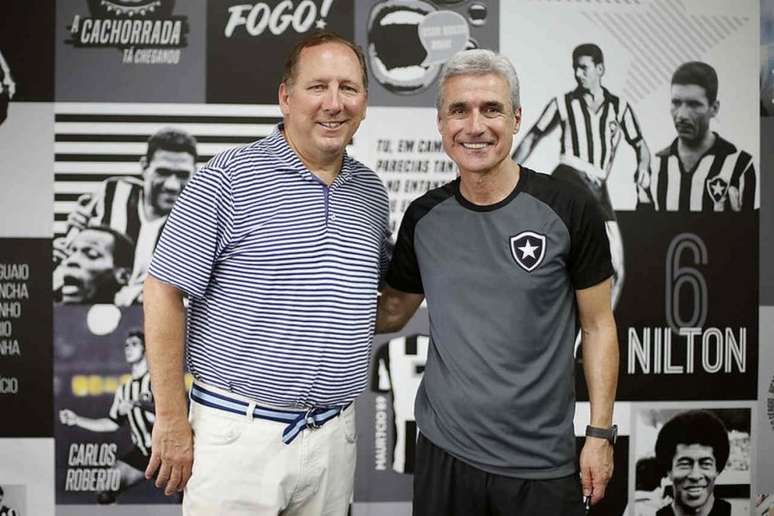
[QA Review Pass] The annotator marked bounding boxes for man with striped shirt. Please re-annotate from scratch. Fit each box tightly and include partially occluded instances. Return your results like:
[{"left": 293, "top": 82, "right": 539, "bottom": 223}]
[
  {"left": 56, "top": 128, "right": 197, "bottom": 305},
  {"left": 513, "top": 43, "right": 651, "bottom": 306},
  {"left": 143, "top": 32, "right": 391, "bottom": 515},
  {"left": 652, "top": 62, "right": 757, "bottom": 212},
  {"left": 59, "top": 329, "right": 154, "bottom": 504}
]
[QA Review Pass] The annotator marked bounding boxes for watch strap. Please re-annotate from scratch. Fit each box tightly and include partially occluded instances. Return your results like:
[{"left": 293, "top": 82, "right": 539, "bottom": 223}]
[{"left": 585, "top": 424, "right": 617, "bottom": 444}]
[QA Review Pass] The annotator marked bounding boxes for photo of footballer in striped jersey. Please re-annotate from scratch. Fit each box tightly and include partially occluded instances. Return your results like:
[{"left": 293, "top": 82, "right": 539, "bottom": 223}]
[
  {"left": 512, "top": 42, "right": 650, "bottom": 310},
  {"left": 54, "top": 306, "right": 178, "bottom": 505},
  {"left": 58, "top": 329, "right": 154, "bottom": 505},
  {"left": 649, "top": 62, "right": 757, "bottom": 213},
  {"left": 52, "top": 127, "right": 197, "bottom": 305}
]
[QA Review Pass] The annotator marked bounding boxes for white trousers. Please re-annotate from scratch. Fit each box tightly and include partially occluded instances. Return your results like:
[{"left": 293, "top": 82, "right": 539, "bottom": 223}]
[{"left": 183, "top": 384, "right": 357, "bottom": 516}]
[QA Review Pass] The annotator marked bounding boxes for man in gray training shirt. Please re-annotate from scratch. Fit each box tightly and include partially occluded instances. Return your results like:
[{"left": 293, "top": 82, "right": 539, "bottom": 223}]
[{"left": 377, "top": 49, "right": 619, "bottom": 516}]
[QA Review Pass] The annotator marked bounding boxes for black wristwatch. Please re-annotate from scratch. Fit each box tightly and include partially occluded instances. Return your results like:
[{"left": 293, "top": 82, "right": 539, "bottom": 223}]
[{"left": 585, "top": 424, "right": 617, "bottom": 444}]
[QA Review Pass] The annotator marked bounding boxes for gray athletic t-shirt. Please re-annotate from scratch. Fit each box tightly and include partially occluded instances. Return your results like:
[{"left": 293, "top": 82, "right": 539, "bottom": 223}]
[{"left": 386, "top": 167, "right": 613, "bottom": 479}]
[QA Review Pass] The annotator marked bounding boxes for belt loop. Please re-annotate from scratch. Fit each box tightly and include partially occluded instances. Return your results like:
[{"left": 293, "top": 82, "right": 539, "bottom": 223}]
[{"left": 245, "top": 401, "right": 256, "bottom": 422}]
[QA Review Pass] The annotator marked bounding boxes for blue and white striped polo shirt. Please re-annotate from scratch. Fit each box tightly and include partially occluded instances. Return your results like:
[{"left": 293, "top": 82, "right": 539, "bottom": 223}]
[{"left": 148, "top": 125, "right": 392, "bottom": 408}]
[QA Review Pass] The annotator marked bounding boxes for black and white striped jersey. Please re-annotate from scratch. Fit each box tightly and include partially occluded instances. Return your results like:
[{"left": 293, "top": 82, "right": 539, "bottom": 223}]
[
  {"left": 531, "top": 87, "right": 643, "bottom": 180},
  {"left": 108, "top": 370, "right": 154, "bottom": 456},
  {"left": 79, "top": 177, "right": 165, "bottom": 303},
  {"left": 653, "top": 134, "right": 757, "bottom": 212}
]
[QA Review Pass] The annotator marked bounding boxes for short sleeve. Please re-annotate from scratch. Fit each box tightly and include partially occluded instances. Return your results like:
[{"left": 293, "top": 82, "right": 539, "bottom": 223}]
[
  {"left": 148, "top": 165, "right": 234, "bottom": 298},
  {"left": 730, "top": 151, "right": 756, "bottom": 211},
  {"left": 385, "top": 203, "right": 424, "bottom": 294},
  {"left": 568, "top": 196, "right": 614, "bottom": 289},
  {"left": 621, "top": 101, "right": 644, "bottom": 145}
]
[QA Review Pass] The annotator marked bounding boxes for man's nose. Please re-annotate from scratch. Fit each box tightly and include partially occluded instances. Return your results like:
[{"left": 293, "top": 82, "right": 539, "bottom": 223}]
[
  {"left": 687, "top": 463, "right": 704, "bottom": 479},
  {"left": 464, "top": 111, "right": 484, "bottom": 133},
  {"left": 163, "top": 174, "right": 182, "bottom": 191},
  {"left": 63, "top": 252, "right": 82, "bottom": 268},
  {"left": 322, "top": 86, "right": 343, "bottom": 112}
]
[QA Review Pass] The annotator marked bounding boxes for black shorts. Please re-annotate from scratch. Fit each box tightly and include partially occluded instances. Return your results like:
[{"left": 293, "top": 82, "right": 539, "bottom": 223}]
[
  {"left": 413, "top": 434, "right": 585, "bottom": 516},
  {"left": 552, "top": 164, "right": 616, "bottom": 222},
  {"left": 121, "top": 446, "right": 150, "bottom": 471}
]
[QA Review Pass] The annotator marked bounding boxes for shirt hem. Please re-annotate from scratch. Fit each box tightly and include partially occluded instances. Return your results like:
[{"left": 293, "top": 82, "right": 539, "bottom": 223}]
[{"left": 419, "top": 427, "right": 578, "bottom": 480}]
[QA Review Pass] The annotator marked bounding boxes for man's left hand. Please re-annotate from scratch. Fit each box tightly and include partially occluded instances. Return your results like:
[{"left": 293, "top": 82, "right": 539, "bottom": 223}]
[{"left": 579, "top": 437, "right": 614, "bottom": 505}]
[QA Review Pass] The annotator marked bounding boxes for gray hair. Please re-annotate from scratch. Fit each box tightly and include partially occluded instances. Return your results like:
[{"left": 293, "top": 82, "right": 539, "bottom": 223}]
[{"left": 436, "top": 49, "right": 521, "bottom": 112}]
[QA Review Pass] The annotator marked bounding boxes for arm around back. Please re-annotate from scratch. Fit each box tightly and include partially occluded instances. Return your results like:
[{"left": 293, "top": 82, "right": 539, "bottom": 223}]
[{"left": 375, "top": 286, "right": 424, "bottom": 334}]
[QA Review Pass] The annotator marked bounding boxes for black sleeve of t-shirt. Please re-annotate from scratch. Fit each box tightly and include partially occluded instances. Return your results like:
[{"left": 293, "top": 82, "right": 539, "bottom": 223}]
[
  {"left": 568, "top": 193, "right": 614, "bottom": 289},
  {"left": 385, "top": 200, "right": 425, "bottom": 294}
]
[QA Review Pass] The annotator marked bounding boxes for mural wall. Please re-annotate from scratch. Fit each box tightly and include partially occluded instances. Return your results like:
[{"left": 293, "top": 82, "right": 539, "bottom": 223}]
[{"left": 0, "top": 1, "right": 768, "bottom": 515}]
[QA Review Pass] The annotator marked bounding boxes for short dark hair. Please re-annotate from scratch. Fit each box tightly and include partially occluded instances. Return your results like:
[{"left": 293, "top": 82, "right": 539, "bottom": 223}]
[
  {"left": 655, "top": 410, "right": 730, "bottom": 476},
  {"left": 146, "top": 127, "right": 197, "bottom": 163},
  {"left": 83, "top": 225, "right": 135, "bottom": 270},
  {"left": 281, "top": 32, "right": 368, "bottom": 91},
  {"left": 126, "top": 329, "right": 145, "bottom": 349},
  {"left": 573, "top": 43, "right": 604, "bottom": 65},
  {"left": 672, "top": 61, "right": 718, "bottom": 104}
]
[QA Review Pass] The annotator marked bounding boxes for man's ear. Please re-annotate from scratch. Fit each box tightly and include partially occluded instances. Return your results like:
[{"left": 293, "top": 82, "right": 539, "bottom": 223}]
[
  {"left": 113, "top": 266, "right": 130, "bottom": 287},
  {"left": 139, "top": 156, "right": 148, "bottom": 171},
  {"left": 278, "top": 82, "right": 291, "bottom": 117},
  {"left": 513, "top": 106, "right": 522, "bottom": 134},
  {"left": 710, "top": 98, "right": 719, "bottom": 119}
]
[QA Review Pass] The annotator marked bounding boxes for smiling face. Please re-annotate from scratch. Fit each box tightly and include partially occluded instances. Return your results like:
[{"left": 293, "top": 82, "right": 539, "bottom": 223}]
[
  {"left": 279, "top": 42, "right": 368, "bottom": 165},
  {"left": 671, "top": 83, "right": 718, "bottom": 146},
  {"left": 437, "top": 73, "right": 521, "bottom": 177},
  {"left": 143, "top": 149, "right": 195, "bottom": 217},
  {"left": 669, "top": 443, "right": 719, "bottom": 512}
]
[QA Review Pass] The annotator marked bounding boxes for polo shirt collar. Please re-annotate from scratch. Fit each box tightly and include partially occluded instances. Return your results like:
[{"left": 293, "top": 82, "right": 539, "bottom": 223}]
[{"left": 264, "top": 123, "right": 358, "bottom": 181}]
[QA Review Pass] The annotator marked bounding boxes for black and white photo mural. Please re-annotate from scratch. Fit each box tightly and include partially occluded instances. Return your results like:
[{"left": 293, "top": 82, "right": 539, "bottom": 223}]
[{"left": 0, "top": 1, "right": 767, "bottom": 515}]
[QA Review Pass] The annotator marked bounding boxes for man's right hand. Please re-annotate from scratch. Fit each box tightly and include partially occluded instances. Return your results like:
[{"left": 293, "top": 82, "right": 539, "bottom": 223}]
[
  {"left": 145, "top": 414, "right": 194, "bottom": 496},
  {"left": 67, "top": 193, "right": 93, "bottom": 230},
  {"left": 59, "top": 409, "right": 78, "bottom": 426}
]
